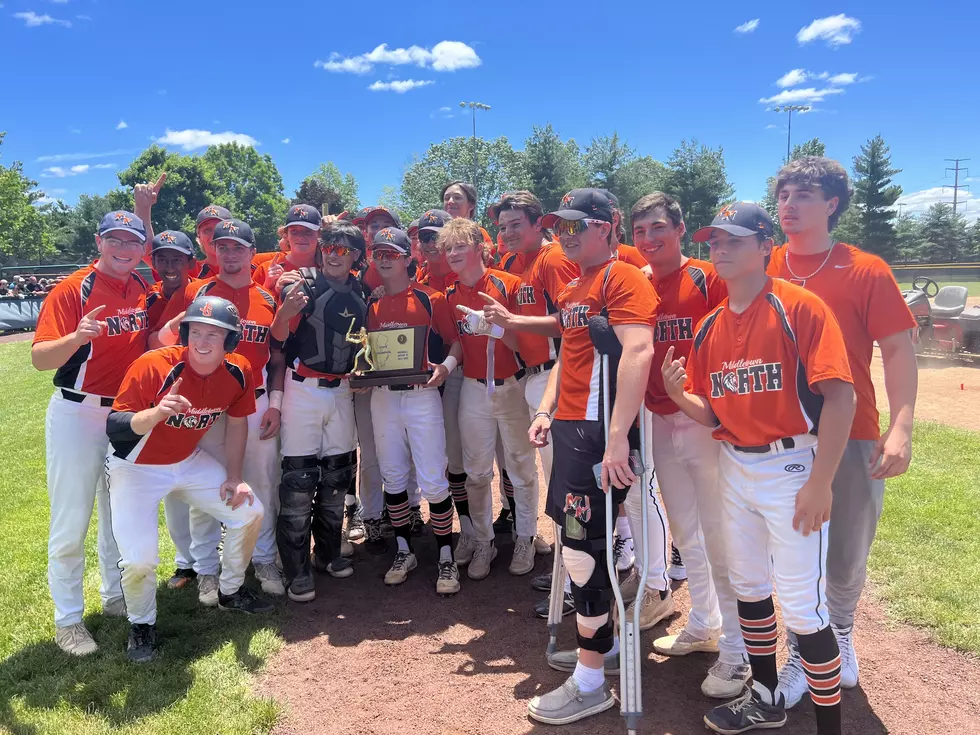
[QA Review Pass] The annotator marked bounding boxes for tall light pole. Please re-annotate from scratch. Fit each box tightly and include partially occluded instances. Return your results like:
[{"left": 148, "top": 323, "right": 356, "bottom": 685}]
[
  {"left": 772, "top": 105, "right": 810, "bottom": 162},
  {"left": 459, "top": 101, "right": 491, "bottom": 196}
]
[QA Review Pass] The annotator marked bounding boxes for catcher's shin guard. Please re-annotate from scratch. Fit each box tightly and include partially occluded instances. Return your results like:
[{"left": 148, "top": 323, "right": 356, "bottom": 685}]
[{"left": 278, "top": 455, "right": 320, "bottom": 582}]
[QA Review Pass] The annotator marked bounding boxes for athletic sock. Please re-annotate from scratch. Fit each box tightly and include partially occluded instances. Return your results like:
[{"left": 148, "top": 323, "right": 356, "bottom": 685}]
[
  {"left": 798, "top": 626, "right": 843, "bottom": 735},
  {"left": 344, "top": 494, "right": 356, "bottom": 508},
  {"left": 428, "top": 496, "right": 455, "bottom": 558},
  {"left": 384, "top": 490, "right": 412, "bottom": 552},
  {"left": 346, "top": 449, "right": 358, "bottom": 498},
  {"left": 502, "top": 469, "right": 516, "bottom": 518},
  {"left": 738, "top": 597, "right": 779, "bottom": 696},
  {"left": 615, "top": 514, "right": 631, "bottom": 539},
  {"left": 572, "top": 661, "right": 605, "bottom": 693},
  {"left": 396, "top": 536, "right": 410, "bottom": 553},
  {"left": 439, "top": 546, "right": 453, "bottom": 563},
  {"left": 448, "top": 472, "right": 470, "bottom": 530}
]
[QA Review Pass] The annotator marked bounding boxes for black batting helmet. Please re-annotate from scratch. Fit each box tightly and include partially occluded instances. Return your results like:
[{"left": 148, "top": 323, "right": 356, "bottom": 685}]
[{"left": 179, "top": 296, "right": 242, "bottom": 352}]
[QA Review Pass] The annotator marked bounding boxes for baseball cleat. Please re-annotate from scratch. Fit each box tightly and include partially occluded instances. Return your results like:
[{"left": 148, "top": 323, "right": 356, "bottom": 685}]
[
  {"left": 702, "top": 660, "right": 753, "bottom": 700},
  {"left": 380, "top": 508, "right": 394, "bottom": 538},
  {"left": 409, "top": 506, "right": 427, "bottom": 537},
  {"left": 527, "top": 676, "right": 615, "bottom": 725},
  {"left": 436, "top": 561, "right": 461, "bottom": 596},
  {"left": 668, "top": 544, "right": 687, "bottom": 581},
  {"left": 531, "top": 571, "right": 552, "bottom": 592},
  {"left": 167, "top": 567, "right": 197, "bottom": 589},
  {"left": 492, "top": 508, "right": 513, "bottom": 534},
  {"left": 466, "top": 542, "right": 497, "bottom": 580},
  {"left": 384, "top": 551, "right": 417, "bottom": 586},
  {"left": 126, "top": 623, "right": 158, "bottom": 664},
  {"left": 363, "top": 518, "right": 387, "bottom": 555},
  {"left": 628, "top": 587, "right": 675, "bottom": 631},
  {"left": 833, "top": 623, "right": 860, "bottom": 688},
  {"left": 776, "top": 640, "right": 807, "bottom": 709},
  {"left": 345, "top": 502, "right": 366, "bottom": 541},
  {"left": 613, "top": 536, "right": 635, "bottom": 572},
  {"left": 454, "top": 533, "right": 477, "bottom": 566},
  {"left": 509, "top": 536, "right": 536, "bottom": 576},
  {"left": 653, "top": 629, "right": 720, "bottom": 656},
  {"left": 340, "top": 538, "right": 354, "bottom": 558},
  {"left": 254, "top": 563, "right": 285, "bottom": 596},
  {"left": 55, "top": 623, "right": 98, "bottom": 656},
  {"left": 532, "top": 535, "right": 553, "bottom": 554},
  {"left": 704, "top": 685, "right": 787, "bottom": 734},
  {"left": 287, "top": 575, "right": 316, "bottom": 603},
  {"left": 547, "top": 648, "right": 620, "bottom": 675},
  {"left": 218, "top": 587, "right": 275, "bottom": 614},
  {"left": 102, "top": 596, "right": 127, "bottom": 618},
  {"left": 534, "top": 591, "right": 574, "bottom": 619},
  {"left": 197, "top": 574, "right": 219, "bottom": 607}
]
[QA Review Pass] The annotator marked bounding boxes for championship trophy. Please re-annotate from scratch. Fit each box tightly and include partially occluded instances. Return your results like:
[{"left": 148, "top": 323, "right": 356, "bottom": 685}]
[{"left": 346, "top": 317, "right": 432, "bottom": 388}]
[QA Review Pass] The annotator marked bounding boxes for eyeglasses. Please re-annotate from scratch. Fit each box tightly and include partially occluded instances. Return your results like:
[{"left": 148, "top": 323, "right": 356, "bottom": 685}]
[
  {"left": 554, "top": 219, "right": 606, "bottom": 238},
  {"left": 372, "top": 250, "right": 407, "bottom": 262},
  {"left": 319, "top": 244, "right": 354, "bottom": 257},
  {"left": 418, "top": 229, "right": 440, "bottom": 244},
  {"left": 101, "top": 236, "right": 144, "bottom": 250}
]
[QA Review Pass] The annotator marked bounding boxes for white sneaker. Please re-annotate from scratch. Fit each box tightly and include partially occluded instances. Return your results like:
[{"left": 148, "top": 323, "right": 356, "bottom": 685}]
[
  {"left": 198, "top": 574, "right": 219, "bottom": 607},
  {"left": 833, "top": 623, "right": 860, "bottom": 688},
  {"left": 509, "top": 537, "right": 536, "bottom": 576},
  {"left": 55, "top": 623, "right": 98, "bottom": 656},
  {"left": 254, "top": 563, "right": 285, "bottom": 596},
  {"left": 701, "top": 659, "right": 752, "bottom": 699},
  {"left": 467, "top": 542, "right": 498, "bottom": 580},
  {"left": 454, "top": 533, "right": 477, "bottom": 567},
  {"left": 613, "top": 536, "right": 635, "bottom": 572},
  {"left": 627, "top": 587, "right": 675, "bottom": 631},
  {"left": 653, "top": 629, "right": 719, "bottom": 656},
  {"left": 667, "top": 544, "right": 686, "bottom": 581},
  {"left": 776, "top": 639, "right": 808, "bottom": 709},
  {"left": 533, "top": 535, "right": 553, "bottom": 554},
  {"left": 102, "top": 596, "right": 127, "bottom": 618},
  {"left": 384, "top": 551, "right": 417, "bottom": 586}
]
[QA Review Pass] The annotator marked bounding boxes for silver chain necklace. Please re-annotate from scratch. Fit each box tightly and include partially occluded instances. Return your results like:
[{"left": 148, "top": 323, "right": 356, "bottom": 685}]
[{"left": 785, "top": 242, "right": 836, "bottom": 285}]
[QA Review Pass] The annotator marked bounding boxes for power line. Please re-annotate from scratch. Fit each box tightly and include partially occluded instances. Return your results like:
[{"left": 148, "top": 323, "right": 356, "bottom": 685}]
[{"left": 944, "top": 158, "right": 970, "bottom": 214}]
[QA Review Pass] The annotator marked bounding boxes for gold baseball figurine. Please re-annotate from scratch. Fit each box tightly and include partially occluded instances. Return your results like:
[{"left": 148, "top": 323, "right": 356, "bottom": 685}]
[{"left": 345, "top": 316, "right": 375, "bottom": 375}]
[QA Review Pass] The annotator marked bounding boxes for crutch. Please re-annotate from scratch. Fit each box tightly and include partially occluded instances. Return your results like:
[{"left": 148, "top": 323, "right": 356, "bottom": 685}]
[
  {"left": 590, "top": 315, "right": 649, "bottom": 735},
  {"left": 545, "top": 522, "right": 566, "bottom": 657}
]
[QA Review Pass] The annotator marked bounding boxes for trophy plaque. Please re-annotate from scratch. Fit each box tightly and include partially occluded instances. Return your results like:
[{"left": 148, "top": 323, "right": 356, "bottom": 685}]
[{"left": 347, "top": 320, "right": 432, "bottom": 388}]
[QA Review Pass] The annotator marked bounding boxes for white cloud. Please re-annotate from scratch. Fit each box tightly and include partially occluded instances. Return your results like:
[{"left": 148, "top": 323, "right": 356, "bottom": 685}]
[
  {"left": 776, "top": 69, "right": 807, "bottom": 88},
  {"left": 775, "top": 69, "right": 862, "bottom": 88},
  {"left": 92, "top": 163, "right": 115, "bottom": 169},
  {"left": 35, "top": 196, "right": 60, "bottom": 205},
  {"left": 759, "top": 87, "right": 844, "bottom": 105},
  {"left": 116, "top": 120, "right": 128, "bottom": 130},
  {"left": 13, "top": 11, "right": 71, "bottom": 27},
  {"left": 70, "top": 164, "right": 89, "bottom": 173},
  {"left": 281, "top": 137, "right": 290, "bottom": 144},
  {"left": 155, "top": 129, "right": 258, "bottom": 151},
  {"left": 316, "top": 41, "right": 480, "bottom": 75},
  {"left": 765, "top": 124, "right": 778, "bottom": 130},
  {"left": 41, "top": 164, "right": 103, "bottom": 177},
  {"left": 76, "top": 14, "right": 91, "bottom": 20},
  {"left": 439, "top": 106, "right": 451, "bottom": 112},
  {"left": 896, "top": 187, "right": 980, "bottom": 223},
  {"left": 797, "top": 14, "right": 861, "bottom": 47},
  {"left": 368, "top": 79, "right": 433, "bottom": 93},
  {"left": 36, "top": 149, "right": 133, "bottom": 163},
  {"left": 827, "top": 72, "right": 858, "bottom": 85},
  {"left": 734, "top": 19, "right": 759, "bottom": 34}
]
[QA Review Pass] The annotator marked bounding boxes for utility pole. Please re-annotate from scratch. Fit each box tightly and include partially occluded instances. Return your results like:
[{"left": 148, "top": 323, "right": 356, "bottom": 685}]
[
  {"left": 944, "top": 159, "right": 970, "bottom": 214},
  {"left": 772, "top": 105, "right": 811, "bottom": 162},
  {"left": 459, "top": 101, "right": 491, "bottom": 196}
]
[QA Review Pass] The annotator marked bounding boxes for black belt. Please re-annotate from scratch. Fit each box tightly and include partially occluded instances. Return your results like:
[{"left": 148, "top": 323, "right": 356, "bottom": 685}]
[
  {"left": 477, "top": 368, "right": 525, "bottom": 387},
  {"left": 61, "top": 388, "right": 113, "bottom": 407},
  {"left": 524, "top": 360, "right": 556, "bottom": 376},
  {"left": 733, "top": 437, "right": 796, "bottom": 454},
  {"left": 291, "top": 372, "right": 342, "bottom": 389},
  {"left": 255, "top": 388, "right": 266, "bottom": 399},
  {"left": 390, "top": 384, "right": 425, "bottom": 392}
]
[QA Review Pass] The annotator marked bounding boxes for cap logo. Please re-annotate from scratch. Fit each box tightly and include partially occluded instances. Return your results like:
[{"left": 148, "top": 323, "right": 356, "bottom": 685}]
[
  {"left": 220, "top": 222, "right": 240, "bottom": 235},
  {"left": 718, "top": 206, "right": 737, "bottom": 221},
  {"left": 200, "top": 301, "right": 214, "bottom": 317},
  {"left": 422, "top": 212, "right": 439, "bottom": 225},
  {"left": 204, "top": 206, "right": 220, "bottom": 217},
  {"left": 561, "top": 193, "right": 574, "bottom": 208},
  {"left": 161, "top": 232, "right": 177, "bottom": 243},
  {"left": 292, "top": 207, "right": 309, "bottom": 219},
  {"left": 378, "top": 228, "right": 395, "bottom": 241},
  {"left": 114, "top": 212, "right": 133, "bottom": 225}
]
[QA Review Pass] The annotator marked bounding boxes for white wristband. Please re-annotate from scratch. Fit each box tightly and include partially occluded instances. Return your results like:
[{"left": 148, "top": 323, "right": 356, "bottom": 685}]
[
  {"left": 440, "top": 355, "right": 458, "bottom": 374},
  {"left": 269, "top": 390, "right": 283, "bottom": 411}
]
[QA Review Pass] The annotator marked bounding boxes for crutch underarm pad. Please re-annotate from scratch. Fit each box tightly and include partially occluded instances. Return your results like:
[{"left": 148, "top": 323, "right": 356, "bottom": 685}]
[{"left": 578, "top": 622, "right": 615, "bottom": 654}]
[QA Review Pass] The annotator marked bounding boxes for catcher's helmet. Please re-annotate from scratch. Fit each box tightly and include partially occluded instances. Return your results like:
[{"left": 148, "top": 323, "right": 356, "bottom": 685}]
[{"left": 179, "top": 296, "right": 242, "bottom": 352}]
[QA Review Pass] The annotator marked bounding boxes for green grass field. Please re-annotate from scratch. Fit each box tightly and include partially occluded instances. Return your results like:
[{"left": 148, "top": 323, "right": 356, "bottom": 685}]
[
  {"left": 895, "top": 279, "right": 980, "bottom": 297},
  {"left": 1, "top": 341, "right": 979, "bottom": 733}
]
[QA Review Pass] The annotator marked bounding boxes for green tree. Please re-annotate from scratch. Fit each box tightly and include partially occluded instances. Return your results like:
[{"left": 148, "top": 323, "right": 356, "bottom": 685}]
[
  {"left": 41, "top": 190, "right": 132, "bottom": 263},
  {"left": 0, "top": 132, "right": 51, "bottom": 265},
  {"left": 617, "top": 156, "right": 668, "bottom": 225},
  {"left": 969, "top": 219, "right": 980, "bottom": 258},
  {"left": 117, "top": 145, "right": 215, "bottom": 235},
  {"left": 582, "top": 133, "right": 635, "bottom": 198},
  {"left": 376, "top": 185, "right": 411, "bottom": 226},
  {"left": 920, "top": 203, "right": 969, "bottom": 263},
  {"left": 833, "top": 205, "right": 863, "bottom": 247},
  {"left": 202, "top": 143, "right": 289, "bottom": 252},
  {"left": 851, "top": 135, "right": 902, "bottom": 261},
  {"left": 663, "top": 140, "right": 734, "bottom": 243},
  {"left": 523, "top": 124, "right": 585, "bottom": 213},
  {"left": 762, "top": 138, "right": 827, "bottom": 244},
  {"left": 399, "top": 136, "right": 528, "bottom": 230},
  {"left": 294, "top": 162, "right": 360, "bottom": 214},
  {"left": 894, "top": 213, "right": 925, "bottom": 263}
]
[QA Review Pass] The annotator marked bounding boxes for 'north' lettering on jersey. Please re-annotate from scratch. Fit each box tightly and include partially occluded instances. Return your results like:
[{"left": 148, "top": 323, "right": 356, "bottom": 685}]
[
  {"left": 241, "top": 321, "right": 270, "bottom": 344},
  {"left": 164, "top": 409, "right": 224, "bottom": 431},
  {"left": 709, "top": 360, "right": 783, "bottom": 397},
  {"left": 560, "top": 303, "right": 590, "bottom": 329},
  {"left": 655, "top": 315, "right": 693, "bottom": 343},
  {"left": 517, "top": 284, "right": 536, "bottom": 306},
  {"left": 105, "top": 309, "right": 150, "bottom": 336}
]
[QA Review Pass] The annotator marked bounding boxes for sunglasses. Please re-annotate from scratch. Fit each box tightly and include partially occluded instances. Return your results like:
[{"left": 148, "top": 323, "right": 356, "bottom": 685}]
[
  {"left": 372, "top": 250, "right": 407, "bottom": 262},
  {"left": 319, "top": 244, "right": 354, "bottom": 257},
  {"left": 554, "top": 219, "right": 607, "bottom": 237},
  {"left": 418, "top": 229, "right": 440, "bottom": 244}
]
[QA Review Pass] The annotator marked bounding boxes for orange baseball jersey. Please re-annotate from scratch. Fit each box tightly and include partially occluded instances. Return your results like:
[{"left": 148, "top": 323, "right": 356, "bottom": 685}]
[
  {"left": 146, "top": 282, "right": 174, "bottom": 332},
  {"left": 616, "top": 244, "right": 647, "bottom": 268},
  {"left": 418, "top": 268, "right": 457, "bottom": 295},
  {"left": 685, "top": 277, "right": 853, "bottom": 447},
  {"left": 253, "top": 251, "right": 279, "bottom": 266},
  {"left": 555, "top": 259, "right": 659, "bottom": 421},
  {"left": 158, "top": 278, "right": 276, "bottom": 389},
  {"left": 109, "top": 346, "right": 255, "bottom": 465},
  {"left": 361, "top": 262, "right": 384, "bottom": 292},
  {"left": 767, "top": 243, "right": 915, "bottom": 440},
  {"left": 497, "top": 251, "right": 524, "bottom": 275},
  {"left": 34, "top": 264, "right": 150, "bottom": 397},
  {"left": 446, "top": 269, "right": 524, "bottom": 381},
  {"left": 251, "top": 253, "right": 297, "bottom": 289},
  {"left": 645, "top": 258, "right": 728, "bottom": 415},
  {"left": 366, "top": 284, "right": 457, "bottom": 371},
  {"left": 511, "top": 243, "right": 580, "bottom": 369}
]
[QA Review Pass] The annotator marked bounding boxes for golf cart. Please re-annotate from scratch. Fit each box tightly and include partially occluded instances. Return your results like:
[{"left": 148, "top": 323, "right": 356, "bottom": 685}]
[{"left": 903, "top": 276, "right": 980, "bottom": 359}]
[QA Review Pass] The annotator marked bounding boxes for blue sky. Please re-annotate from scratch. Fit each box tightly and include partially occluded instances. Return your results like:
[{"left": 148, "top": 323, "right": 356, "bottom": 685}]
[{"left": 2, "top": 0, "right": 978, "bottom": 221}]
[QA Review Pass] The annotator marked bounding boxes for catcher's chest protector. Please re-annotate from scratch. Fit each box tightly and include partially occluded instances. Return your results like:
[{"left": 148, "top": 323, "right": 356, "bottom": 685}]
[{"left": 287, "top": 270, "right": 368, "bottom": 376}]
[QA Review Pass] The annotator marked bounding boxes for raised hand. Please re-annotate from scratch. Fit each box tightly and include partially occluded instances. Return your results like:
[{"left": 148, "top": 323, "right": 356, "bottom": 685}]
[
  {"left": 156, "top": 377, "right": 192, "bottom": 418},
  {"left": 134, "top": 173, "right": 166, "bottom": 213},
  {"left": 73, "top": 305, "right": 107, "bottom": 344},
  {"left": 661, "top": 346, "right": 687, "bottom": 400},
  {"left": 280, "top": 283, "right": 309, "bottom": 317},
  {"left": 478, "top": 291, "right": 514, "bottom": 328},
  {"left": 456, "top": 304, "right": 504, "bottom": 338}
]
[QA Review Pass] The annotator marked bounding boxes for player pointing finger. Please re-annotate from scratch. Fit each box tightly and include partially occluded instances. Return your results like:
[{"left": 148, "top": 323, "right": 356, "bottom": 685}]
[
  {"left": 478, "top": 290, "right": 516, "bottom": 328},
  {"left": 660, "top": 345, "right": 688, "bottom": 400},
  {"left": 156, "top": 378, "right": 192, "bottom": 418},
  {"left": 73, "top": 305, "right": 107, "bottom": 344}
]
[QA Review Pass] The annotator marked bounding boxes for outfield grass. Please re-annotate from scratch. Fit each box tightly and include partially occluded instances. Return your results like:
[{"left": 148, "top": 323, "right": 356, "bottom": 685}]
[
  {"left": 0, "top": 341, "right": 281, "bottom": 735},
  {"left": 895, "top": 279, "right": 980, "bottom": 297},
  {"left": 869, "top": 414, "right": 980, "bottom": 653}
]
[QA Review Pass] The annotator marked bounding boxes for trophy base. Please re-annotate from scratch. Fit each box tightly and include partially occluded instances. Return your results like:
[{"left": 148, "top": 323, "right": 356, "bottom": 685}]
[{"left": 349, "top": 370, "right": 433, "bottom": 388}]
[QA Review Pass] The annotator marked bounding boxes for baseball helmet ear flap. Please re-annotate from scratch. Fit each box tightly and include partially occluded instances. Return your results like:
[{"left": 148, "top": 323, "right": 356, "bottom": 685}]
[
  {"left": 181, "top": 296, "right": 243, "bottom": 353},
  {"left": 223, "top": 327, "right": 241, "bottom": 352}
]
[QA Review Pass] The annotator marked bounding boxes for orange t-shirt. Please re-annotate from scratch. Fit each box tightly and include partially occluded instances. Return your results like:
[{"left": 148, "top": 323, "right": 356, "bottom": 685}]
[
  {"left": 686, "top": 277, "right": 853, "bottom": 447},
  {"left": 512, "top": 243, "right": 580, "bottom": 369},
  {"left": 367, "top": 284, "right": 457, "bottom": 371},
  {"left": 555, "top": 259, "right": 659, "bottom": 421},
  {"left": 646, "top": 259, "right": 728, "bottom": 415},
  {"left": 768, "top": 243, "right": 916, "bottom": 440},
  {"left": 159, "top": 278, "right": 276, "bottom": 389},
  {"left": 110, "top": 347, "right": 255, "bottom": 465},
  {"left": 617, "top": 244, "right": 647, "bottom": 268},
  {"left": 34, "top": 264, "right": 150, "bottom": 397},
  {"left": 446, "top": 269, "right": 524, "bottom": 381}
]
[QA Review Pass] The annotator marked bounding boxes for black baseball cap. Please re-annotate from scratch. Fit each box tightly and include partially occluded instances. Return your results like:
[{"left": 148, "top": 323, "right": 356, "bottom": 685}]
[
  {"left": 98, "top": 210, "right": 147, "bottom": 242},
  {"left": 692, "top": 202, "right": 774, "bottom": 242},
  {"left": 152, "top": 230, "right": 194, "bottom": 256},
  {"left": 541, "top": 189, "right": 615, "bottom": 229},
  {"left": 371, "top": 227, "right": 411, "bottom": 255},
  {"left": 407, "top": 219, "right": 420, "bottom": 236},
  {"left": 599, "top": 189, "right": 620, "bottom": 208},
  {"left": 196, "top": 204, "right": 232, "bottom": 227},
  {"left": 212, "top": 219, "right": 255, "bottom": 248},
  {"left": 285, "top": 204, "right": 322, "bottom": 231},
  {"left": 352, "top": 207, "right": 372, "bottom": 225},
  {"left": 364, "top": 206, "right": 402, "bottom": 229},
  {"left": 417, "top": 209, "right": 452, "bottom": 232}
]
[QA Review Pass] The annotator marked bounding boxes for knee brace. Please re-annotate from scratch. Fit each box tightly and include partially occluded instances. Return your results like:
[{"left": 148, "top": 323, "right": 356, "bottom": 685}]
[
  {"left": 578, "top": 620, "right": 615, "bottom": 654},
  {"left": 562, "top": 546, "right": 613, "bottom": 619}
]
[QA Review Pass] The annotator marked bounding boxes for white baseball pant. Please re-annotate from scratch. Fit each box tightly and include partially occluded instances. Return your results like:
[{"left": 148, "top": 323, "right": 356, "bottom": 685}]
[
  {"left": 442, "top": 367, "right": 465, "bottom": 475},
  {"left": 45, "top": 391, "right": 123, "bottom": 627},
  {"left": 355, "top": 388, "right": 421, "bottom": 517},
  {"left": 653, "top": 410, "right": 745, "bottom": 660},
  {"left": 281, "top": 370, "right": 357, "bottom": 459},
  {"left": 371, "top": 386, "right": 450, "bottom": 502},
  {"left": 625, "top": 407, "right": 669, "bottom": 593},
  {"left": 719, "top": 435, "right": 829, "bottom": 635},
  {"left": 458, "top": 376, "right": 538, "bottom": 542},
  {"left": 106, "top": 449, "right": 263, "bottom": 625},
  {"left": 522, "top": 368, "right": 554, "bottom": 481}
]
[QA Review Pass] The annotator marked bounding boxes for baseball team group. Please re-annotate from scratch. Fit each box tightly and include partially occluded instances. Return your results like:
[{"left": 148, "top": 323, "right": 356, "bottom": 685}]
[{"left": 30, "top": 153, "right": 917, "bottom": 734}]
